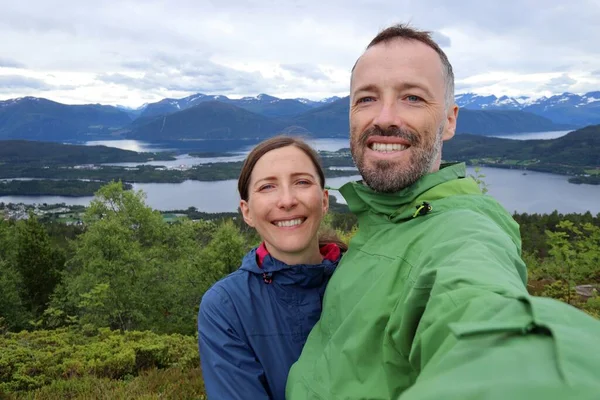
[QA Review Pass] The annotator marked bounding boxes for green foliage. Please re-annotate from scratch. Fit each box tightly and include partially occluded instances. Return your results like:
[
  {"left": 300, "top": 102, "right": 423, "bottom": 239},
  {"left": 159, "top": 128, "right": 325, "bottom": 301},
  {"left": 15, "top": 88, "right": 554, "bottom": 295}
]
[
  {"left": 546, "top": 220, "right": 600, "bottom": 283},
  {"left": 200, "top": 220, "right": 247, "bottom": 275},
  {"left": 1, "top": 161, "right": 359, "bottom": 187},
  {"left": 50, "top": 182, "right": 246, "bottom": 335},
  {"left": 0, "top": 260, "right": 32, "bottom": 332},
  {"left": 514, "top": 211, "right": 600, "bottom": 258},
  {"left": 6, "top": 367, "right": 206, "bottom": 400},
  {"left": 0, "top": 180, "right": 133, "bottom": 196},
  {"left": 469, "top": 165, "right": 489, "bottom": 194},
  {"left": 14, "top": 216, "right": 66, "bottom": 315},
  {"left": 442, "top": 125, "right": 600, "bottom": 179},
  {"left": 524, "top": 218, "right": 600, "bottom": 314},
  {"left": 0, "top": 327, "right": 199, "bottom": 394},
  {"left": 583, "top": 295, "right": 600, "bottom": 319},
  {"left": 0, "top": 139, "right": 173, "bottom": 166}
]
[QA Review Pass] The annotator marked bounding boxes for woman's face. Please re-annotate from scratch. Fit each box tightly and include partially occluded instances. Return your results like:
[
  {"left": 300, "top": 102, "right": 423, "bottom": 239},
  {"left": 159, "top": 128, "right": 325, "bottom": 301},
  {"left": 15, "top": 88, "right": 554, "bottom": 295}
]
[{"left": 240, "top": 145, "right": 329, "bottom": 265}]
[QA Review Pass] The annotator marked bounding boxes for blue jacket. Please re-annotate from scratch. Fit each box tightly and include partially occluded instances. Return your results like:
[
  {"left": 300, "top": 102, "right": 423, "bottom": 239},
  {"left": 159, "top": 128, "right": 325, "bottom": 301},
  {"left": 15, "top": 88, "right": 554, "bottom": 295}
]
[{"left": 198, "top": 246, "right": 339, "bottom": 400}]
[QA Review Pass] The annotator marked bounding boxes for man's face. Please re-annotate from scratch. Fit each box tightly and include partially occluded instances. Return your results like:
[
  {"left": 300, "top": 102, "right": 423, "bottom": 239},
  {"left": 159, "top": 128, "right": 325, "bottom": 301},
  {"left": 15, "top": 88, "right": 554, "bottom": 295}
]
[{"left": 349, "top": 38, "right": 458, "bottom": 193}]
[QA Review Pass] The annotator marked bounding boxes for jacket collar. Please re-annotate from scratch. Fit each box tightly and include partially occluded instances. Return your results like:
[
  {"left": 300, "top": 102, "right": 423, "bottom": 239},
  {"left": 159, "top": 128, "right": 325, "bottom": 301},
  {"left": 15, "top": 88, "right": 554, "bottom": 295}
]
[
  {"left": 239, "top": 246, "right": 339, "bottom": 287},
  {"left": 339, "top": 162, "right": 482, "bottom": 223}
]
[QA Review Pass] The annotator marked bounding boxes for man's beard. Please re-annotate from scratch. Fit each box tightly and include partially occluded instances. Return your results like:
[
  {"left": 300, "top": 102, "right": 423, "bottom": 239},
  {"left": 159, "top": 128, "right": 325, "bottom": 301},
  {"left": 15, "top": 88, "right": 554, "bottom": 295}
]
[{"left": 350, "top": 124, "right": 444, "bottom": 193}]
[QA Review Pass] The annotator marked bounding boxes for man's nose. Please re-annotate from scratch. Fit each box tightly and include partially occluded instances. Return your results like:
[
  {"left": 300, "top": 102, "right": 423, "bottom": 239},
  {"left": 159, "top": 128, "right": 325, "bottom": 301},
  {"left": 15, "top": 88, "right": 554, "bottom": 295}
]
[{"left": 373, "top": 100, "right": 401, "bottom": 130}]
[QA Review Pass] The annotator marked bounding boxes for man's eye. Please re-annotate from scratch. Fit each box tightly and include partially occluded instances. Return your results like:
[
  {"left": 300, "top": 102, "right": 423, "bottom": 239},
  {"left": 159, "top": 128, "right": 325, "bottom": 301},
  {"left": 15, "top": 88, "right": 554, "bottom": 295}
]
[
  {"left": 406, "top": 95, "right": 422, "bottom": 102},
  {"left": 356, "top": 97, "right": 375, "bottom": 104}
]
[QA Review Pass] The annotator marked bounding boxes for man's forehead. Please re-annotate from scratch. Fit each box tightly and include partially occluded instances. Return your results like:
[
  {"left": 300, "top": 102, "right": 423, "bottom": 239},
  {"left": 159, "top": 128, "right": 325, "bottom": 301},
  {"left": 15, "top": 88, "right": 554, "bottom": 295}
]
[{"left": 351, "top": 39, "right": 444, "bottom": 87}]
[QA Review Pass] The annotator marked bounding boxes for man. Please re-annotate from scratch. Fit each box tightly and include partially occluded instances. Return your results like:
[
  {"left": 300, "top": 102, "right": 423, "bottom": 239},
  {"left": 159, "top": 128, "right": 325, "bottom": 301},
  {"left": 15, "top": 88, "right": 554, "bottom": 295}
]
[{"left": 286, "top": 23, "right": 600, "bottom": 399}]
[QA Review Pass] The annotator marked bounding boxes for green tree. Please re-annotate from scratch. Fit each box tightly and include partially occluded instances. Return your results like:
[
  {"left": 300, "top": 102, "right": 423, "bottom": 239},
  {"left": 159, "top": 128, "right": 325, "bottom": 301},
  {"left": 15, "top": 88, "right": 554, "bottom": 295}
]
[
  {"left": 53, "top": 182, "right": 245, "bottom": 335},
  {"left": 14, "top": 215, "right": 66, "bottom": 315},
  {"left": 0, "top": 259, "right": 32, "bottom": 331},
  {"left": 543, "top": 220, "right": 600, "bottom": 306},
  {"left": 60, "top": 182, "right": 170, "bottom": 331}
]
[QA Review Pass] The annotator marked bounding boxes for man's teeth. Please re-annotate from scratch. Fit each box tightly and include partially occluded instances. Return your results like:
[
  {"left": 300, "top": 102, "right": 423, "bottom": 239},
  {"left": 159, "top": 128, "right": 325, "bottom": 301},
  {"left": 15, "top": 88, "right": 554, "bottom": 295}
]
[
  {"left": 371, "top": 143, "right": 408, "bottom": 152},
  {"left": 276, "top": 218, "right": 304, "bottom": 227}
]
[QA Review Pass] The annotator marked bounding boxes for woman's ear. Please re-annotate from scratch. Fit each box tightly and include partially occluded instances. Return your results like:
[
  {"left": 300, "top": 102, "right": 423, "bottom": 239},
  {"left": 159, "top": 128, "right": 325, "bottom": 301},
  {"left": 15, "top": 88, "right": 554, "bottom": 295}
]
[
  {"left": 322, "top": 189, "right": 329, "bottom": 213},
  {"left": 240, "top": 200, "right": 254, "bottom": 227}
]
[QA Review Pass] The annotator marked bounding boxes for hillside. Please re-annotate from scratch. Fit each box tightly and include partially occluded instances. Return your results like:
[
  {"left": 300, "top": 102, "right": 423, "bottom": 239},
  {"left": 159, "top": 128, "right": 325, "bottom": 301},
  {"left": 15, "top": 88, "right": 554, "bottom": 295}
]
[
  {"left": 455, "top": 109, "right": 570, "bottom": 135},
  {"left": 129, "top": 101, "right": 286, "bottom": 140},
  {"left": 440, "top": 124, "right": 600, "bottom": 183},
  {"left": 286, "top": 96, "right": 351, "bottom": 137},
  {"left": 444, "top": 124, "right": 600, "bottom": 167},
  {"left": 0, "top": 97, "right": 132, "bottom": 141},
  {"left": 129, "top": 97, "right": 569, "bottom": 140},
  {"left": 0, "top": 94, "right": 581, "bottom": 142},
  {"left": 0, "top": 140, "right": 173, "bottom": 166}
]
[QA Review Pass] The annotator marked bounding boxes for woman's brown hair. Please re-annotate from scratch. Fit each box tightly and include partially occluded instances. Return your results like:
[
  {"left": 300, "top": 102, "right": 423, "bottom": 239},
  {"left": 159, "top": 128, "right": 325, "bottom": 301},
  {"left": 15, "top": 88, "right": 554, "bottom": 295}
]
[{"left": 237, "top": 135, "right": 348, "bottom": 252}]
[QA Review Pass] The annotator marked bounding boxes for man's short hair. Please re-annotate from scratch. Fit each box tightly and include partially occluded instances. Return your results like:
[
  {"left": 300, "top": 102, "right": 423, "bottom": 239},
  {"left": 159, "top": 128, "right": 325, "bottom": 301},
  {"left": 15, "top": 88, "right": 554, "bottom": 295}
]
[{"left": 352, "top": 23, "right": 455, "bottom": 108}]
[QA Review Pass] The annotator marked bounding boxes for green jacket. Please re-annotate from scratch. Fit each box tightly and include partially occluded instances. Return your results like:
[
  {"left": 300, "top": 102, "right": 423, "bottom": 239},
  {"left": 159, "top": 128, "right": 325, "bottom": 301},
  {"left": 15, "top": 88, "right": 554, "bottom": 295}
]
[{"left": 286, "top": 163, "right": 600, "bottom": 400}]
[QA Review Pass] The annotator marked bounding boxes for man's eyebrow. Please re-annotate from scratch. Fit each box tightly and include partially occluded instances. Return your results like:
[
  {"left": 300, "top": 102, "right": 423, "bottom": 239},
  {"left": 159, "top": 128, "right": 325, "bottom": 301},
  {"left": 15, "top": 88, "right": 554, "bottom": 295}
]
[
  {"left": 352, "top": 84, "right": 378, "bottom": 95},
  {"left": 395, "top": 82, "right": 435, "bottom": 98}
]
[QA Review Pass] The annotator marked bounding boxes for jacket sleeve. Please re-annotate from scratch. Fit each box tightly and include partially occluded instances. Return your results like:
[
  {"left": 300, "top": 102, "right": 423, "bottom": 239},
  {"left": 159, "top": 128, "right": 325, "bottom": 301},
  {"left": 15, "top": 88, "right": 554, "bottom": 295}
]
[
  {"left": 198, "top": 287, "right": 271, "bottom": 400},
  {"left": 391, "top": 211, "right": 600, "bottom": 399}
]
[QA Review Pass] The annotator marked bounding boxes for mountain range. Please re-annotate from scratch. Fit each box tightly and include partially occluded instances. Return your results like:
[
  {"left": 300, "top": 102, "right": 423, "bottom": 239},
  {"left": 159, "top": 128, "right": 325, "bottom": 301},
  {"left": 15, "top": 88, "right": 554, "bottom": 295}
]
[
  {"left": 1, "top": 91, "right": 598, "bottom": 142},
  {"left": 455, "top": 91, "right": 600, "bottom": 126},
  {"left": 0, "top": 97, "right": 131, "bottom": 141},
  {"left": 136, "top": 93, "right": 342, "bottom": 120}
]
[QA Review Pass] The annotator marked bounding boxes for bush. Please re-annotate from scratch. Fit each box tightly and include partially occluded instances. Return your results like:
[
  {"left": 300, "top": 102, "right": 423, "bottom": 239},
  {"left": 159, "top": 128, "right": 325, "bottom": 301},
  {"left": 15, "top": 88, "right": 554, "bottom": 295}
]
[
  {"left": 0, "top": 327, "right": 199, "bottom": 394},
  {"left": 4, "top": 368, "right": 206, "bottom": 400}
]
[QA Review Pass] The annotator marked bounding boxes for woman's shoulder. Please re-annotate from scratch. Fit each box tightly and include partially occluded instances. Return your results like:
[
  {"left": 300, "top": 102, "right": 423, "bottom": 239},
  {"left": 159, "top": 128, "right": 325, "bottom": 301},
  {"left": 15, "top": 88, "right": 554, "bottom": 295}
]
[{"left": 200, "top": 249, "right": 260, "bottom": 306}]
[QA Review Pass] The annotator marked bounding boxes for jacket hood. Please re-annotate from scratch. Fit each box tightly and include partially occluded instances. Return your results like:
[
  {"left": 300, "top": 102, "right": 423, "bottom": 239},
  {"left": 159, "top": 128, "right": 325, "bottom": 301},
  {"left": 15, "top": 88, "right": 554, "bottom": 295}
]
[{"left": 239, "top": 245, "right": 340, "bottom": 288}]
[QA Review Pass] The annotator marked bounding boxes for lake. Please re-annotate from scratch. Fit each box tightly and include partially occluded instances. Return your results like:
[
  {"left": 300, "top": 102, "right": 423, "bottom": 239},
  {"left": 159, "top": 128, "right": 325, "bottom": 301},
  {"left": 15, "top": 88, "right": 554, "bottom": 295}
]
[
  {"left": 1, "top": 167, "right": 599, "bottom": 215},
  {"left": 3, "top": 131, "right": 599, "bottom": 215}
]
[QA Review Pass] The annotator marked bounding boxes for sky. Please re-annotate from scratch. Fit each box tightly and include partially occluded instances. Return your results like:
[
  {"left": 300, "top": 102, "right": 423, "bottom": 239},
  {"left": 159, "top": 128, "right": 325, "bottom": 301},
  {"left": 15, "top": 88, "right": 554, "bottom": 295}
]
[{"left": 1, "top": 0, "right": 599, "bottom": 108}]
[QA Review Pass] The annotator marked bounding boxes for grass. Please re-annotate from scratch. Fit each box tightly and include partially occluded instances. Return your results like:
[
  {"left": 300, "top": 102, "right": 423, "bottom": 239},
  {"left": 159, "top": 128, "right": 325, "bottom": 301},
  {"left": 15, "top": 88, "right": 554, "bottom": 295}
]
[{"left": 4, "top": 368, "right": 206, "bottom": 400}]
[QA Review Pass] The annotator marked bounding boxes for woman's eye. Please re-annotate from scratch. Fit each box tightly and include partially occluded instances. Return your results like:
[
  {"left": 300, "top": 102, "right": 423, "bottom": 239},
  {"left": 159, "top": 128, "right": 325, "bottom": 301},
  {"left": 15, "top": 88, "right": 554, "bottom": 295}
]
[
  {"left": 297, "top": 180, "right": 312, "bottom": 186},
  {"left": 258, "top": 184, "right": 275, "bottom": 191}
]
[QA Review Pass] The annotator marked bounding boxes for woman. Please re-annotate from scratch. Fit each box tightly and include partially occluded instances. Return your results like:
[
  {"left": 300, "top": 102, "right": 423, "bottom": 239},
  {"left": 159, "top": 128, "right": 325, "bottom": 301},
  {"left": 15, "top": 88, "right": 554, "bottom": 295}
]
[{"left": 197, "top": 136, "right": 346, "bottom": 400}]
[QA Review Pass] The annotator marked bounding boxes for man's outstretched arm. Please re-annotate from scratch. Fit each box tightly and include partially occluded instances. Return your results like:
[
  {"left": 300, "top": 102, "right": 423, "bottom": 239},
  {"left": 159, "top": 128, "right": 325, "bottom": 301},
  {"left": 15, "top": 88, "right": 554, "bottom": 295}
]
[{"left": 390, "top": 211, "right": 600, "bottom": 399}]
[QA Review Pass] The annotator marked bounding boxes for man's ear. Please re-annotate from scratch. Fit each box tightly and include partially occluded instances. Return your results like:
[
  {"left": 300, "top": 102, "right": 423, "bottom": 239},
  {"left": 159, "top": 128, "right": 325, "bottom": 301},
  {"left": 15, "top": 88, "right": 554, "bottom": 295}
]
[
  {"left": 322, "top": 189, "right": 329, "bottom": 213},
  {"left": 442, "top": 104, "right": 459, "bottom": 141},
  {"left": 239, "top": 200, "right": 254, "bottom": 227}
]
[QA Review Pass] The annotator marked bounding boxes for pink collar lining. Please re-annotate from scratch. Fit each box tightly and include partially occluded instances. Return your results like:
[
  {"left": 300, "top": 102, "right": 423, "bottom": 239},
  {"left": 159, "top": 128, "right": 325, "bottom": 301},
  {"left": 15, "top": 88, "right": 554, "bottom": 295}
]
[{"left": 256, "top": 242, "right": 340, "bottom": 267}]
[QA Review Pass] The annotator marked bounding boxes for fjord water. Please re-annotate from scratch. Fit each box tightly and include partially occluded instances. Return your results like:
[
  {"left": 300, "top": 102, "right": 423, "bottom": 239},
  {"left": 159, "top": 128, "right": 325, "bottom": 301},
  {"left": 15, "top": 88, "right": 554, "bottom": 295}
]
[
  {"left": 2, "top": 167, "right": 598, "bottom": 214},
  {"left": 3, "top": 132, "right": 599, "bottom": 214}
]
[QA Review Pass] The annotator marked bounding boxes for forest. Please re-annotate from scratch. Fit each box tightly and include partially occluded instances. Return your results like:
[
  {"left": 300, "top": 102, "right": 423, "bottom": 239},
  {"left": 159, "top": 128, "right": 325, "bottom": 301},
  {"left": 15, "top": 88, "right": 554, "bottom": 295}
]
[{"left": 0, "top": 181, "right": 598, "bottom": 398}]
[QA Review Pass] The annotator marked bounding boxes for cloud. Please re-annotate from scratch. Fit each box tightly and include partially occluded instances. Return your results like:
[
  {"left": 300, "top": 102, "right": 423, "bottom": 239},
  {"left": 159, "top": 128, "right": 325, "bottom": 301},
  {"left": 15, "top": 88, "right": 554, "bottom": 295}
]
[
  {"left": 0, "top": 0, "right": 598, "bottom": 106},
  {"left": 0, "top": 58, "right": 26, "bottom": 69},
  {"left": 538, "top": 73, "right": 577, "bottom": 92},
  {"left": 97, "top": 60, "right": 271, "bottom": 95},
  {"left": 431, "top": 31, "right": 451, "bottom": 48},
  {"left": 0, "top": 74, "right": 78, "bottom": 95},
  {"left": 120, "top": 60, "right": 153, "bottom": 70},
  {"left": 0, "top": 75, "right": 53, "bottom": 90},
  {"left": 279, "top": 63, "right": 329, "bottom": 80}
]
